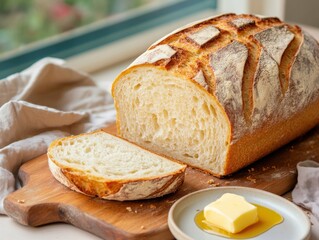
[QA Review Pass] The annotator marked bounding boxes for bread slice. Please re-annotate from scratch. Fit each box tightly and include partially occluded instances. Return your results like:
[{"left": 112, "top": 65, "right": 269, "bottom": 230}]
[{"left": 47, "top": 130, "right": 186, "bottom": 201}]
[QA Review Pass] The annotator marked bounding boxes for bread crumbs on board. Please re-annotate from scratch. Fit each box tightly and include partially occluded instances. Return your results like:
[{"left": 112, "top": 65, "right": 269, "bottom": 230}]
[
  {"left": 246, "top": 176, "right": 257, "bottom": 183},
  {"left": 211, "top": 182, "right": 220, "bottom": 187},
  {"left": 166, "top": 199, "right": 177, "bottom": 204},
  {"left": 207, "top": 179, "right": 215, "bottom": 184}
]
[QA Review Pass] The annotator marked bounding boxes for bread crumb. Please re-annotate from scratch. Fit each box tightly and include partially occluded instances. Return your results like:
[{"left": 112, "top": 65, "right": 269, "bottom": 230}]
[
  {"left": 248, "top": 167, "right": 255, "bottom": 173},
  {"left": 150, "top": 204, "right": 156, "bottom": 209},
  {"left": 140, "top": 204, "right": 143, "bottom": 207},
  {"left": 224, "top": 181, "right": 230, "bottom": 185},
  {"left": 271, "top": 165, "right": 276, "bottom": 169},
  {"left": 207, "top": 179, "right": 215, "bottom": 185},
  {"left": 126, "top": 207, "right": 132, "bottom": 212},
  {"left": 211, "top": 183, "right": 220, "bottom": 187},
  {"left": 262, "top": 166, "right": 269, "bottom": 171},
  {"left": 134, "top": 210, "right": 138, "bottom": 213},
  {"left": 246, "top": 176, "right": 257, "bottom": 183},
  {"left": 17, "top": 199, "right": 25, "bottom": 204},
  {"left": 166, "top": 199, "right": 176, "bottom": 204},
  {"left": 141, "top": 225, "right": 145, "bottom": 230}
]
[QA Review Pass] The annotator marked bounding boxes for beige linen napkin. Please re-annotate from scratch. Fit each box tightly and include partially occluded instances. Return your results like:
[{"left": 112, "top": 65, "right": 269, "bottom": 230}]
[
  {"left": 292, "top": 160, "right": 319, "bottom": 239},
  {"left": 0, "top": 58, "right": 115, "bottom": 214}
]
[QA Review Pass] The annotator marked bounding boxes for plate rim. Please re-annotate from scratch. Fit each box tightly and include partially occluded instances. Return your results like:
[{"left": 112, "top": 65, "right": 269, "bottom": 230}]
[{"left": 168, "top": 186, "right": 311, "bottom": 240}]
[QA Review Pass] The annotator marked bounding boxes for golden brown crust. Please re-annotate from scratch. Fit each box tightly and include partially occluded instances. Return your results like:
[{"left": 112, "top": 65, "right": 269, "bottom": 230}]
[
  {"left": 55, "top": 165, "right": 186, "bottom": 200},
  {"left": 224, "top": 97, "right": 319, "bottom": 175}
]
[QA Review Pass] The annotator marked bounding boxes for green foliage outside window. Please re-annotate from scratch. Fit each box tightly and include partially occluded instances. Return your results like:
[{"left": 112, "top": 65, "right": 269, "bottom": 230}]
[{"left": 0, "top": 0, "right": 154, "bottom": 55}]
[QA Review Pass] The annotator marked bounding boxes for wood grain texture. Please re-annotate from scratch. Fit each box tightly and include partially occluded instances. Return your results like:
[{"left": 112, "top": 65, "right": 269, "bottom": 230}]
[{"left": 4, "top": 123, "right": 319, "bottom": 240}]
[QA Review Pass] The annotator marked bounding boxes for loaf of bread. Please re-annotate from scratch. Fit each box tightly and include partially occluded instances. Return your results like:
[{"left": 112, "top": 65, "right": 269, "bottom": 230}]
[
  {"left": 48, "top": 130, "right": 186, "bottom": 200},
  {"left": 112, "top": 13, "right": 319, "bottom": 177}
]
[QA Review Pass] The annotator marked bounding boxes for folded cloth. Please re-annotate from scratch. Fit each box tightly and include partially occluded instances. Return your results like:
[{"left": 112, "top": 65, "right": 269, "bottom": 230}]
[
  {"left": 292, "top": 160, "right": 319, "bottom": 239},
  {"left": 0, "top": 58, "right": 116, "bottom": 214}
]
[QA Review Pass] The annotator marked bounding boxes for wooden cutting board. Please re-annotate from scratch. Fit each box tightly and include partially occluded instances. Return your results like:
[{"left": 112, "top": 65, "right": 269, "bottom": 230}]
[{"left": 4, "top": 123, "right": 319, "bottom": 240}]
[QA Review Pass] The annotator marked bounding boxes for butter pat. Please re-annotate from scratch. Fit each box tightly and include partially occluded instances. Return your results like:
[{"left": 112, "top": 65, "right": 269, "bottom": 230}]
[{"left": 204, "top": 193, "right": 258, "bottom": 233}]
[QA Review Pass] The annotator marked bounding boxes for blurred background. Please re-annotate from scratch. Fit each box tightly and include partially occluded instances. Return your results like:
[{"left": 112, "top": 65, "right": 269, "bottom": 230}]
[
  {"left": 0, "top": 0, "right": 318, "bottom": 78},
  {"left": 0, "top": 0, "right": 172, "bottom": 55}
]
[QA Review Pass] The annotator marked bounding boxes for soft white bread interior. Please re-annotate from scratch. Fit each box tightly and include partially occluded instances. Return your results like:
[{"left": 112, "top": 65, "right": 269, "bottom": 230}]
[
  {"left": 48, "top": 130, "right": 186, "bottom": 200},
  {"left": 114, "top": 67, "right": 230, "bottom": 175},
  {"left": 112, "top": 13, "right": 319, "bottom": 176}
]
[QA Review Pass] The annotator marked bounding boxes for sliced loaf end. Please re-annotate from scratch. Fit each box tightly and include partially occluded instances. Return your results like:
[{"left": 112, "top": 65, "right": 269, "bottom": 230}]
[
  {"left": 48, "top": 130, "right": 186, "bottom": 201},
  {"left": 112, "top": 66, "right": 231, "bottom": 176}
]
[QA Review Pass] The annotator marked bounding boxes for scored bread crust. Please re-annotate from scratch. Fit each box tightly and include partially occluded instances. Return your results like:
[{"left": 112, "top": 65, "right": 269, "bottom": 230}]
[
  {"left": 112, "top": 13, "right": 319, "bottom": 176},
  {"left": 47, "top": 131, "right": 186, "bottom": 201}
]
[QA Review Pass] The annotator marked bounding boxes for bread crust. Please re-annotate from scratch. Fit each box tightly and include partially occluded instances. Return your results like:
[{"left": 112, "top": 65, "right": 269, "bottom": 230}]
[
  {"left": 48, "top": 131, "right": 186, "bottom": 200},
  {"left": 224, "top": 97, "right": 319, "bottom": 176},
  {"left": 112, "top": 13, "right": 319, "bottom": 176}
]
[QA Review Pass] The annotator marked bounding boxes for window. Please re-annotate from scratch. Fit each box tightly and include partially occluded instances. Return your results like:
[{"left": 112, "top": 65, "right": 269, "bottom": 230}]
[
  {"left": 1, "top": 1, "right": 171, "bottom": 55},
  {"left": 0, "top": 0, "right": 217, "bottom": 79}
]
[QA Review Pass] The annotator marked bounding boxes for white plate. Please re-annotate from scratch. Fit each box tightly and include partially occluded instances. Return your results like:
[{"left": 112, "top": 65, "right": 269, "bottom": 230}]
[{"left": 168, "top": 187, "right": 310, "bottom": 240}]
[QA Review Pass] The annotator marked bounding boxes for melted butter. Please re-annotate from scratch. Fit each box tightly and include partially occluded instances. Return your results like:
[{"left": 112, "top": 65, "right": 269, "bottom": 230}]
[{"left": 195, "top": 204, "right": 283, "bottom": 239}]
